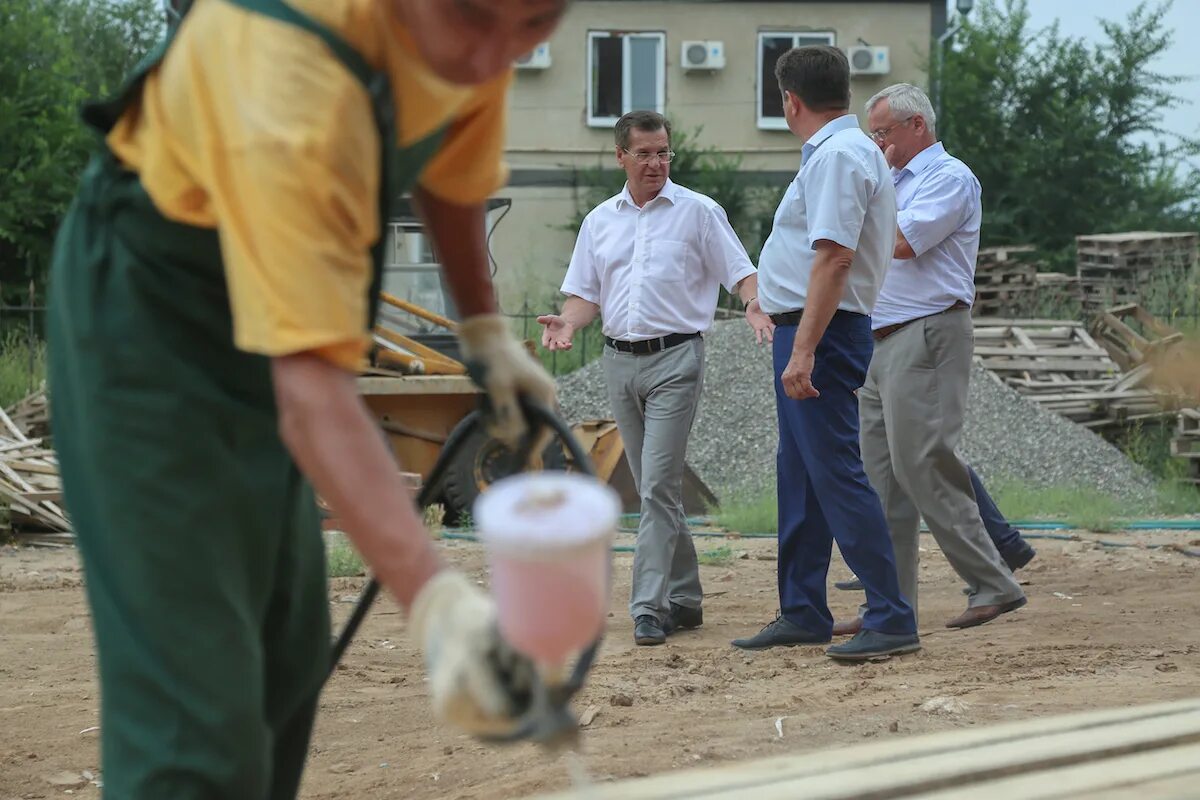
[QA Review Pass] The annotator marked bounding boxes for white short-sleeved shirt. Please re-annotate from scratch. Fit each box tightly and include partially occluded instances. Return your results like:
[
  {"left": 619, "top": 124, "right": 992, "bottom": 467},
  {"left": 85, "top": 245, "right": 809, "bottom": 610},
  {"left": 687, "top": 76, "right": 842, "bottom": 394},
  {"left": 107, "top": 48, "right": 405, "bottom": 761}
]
[
  {"left": 561, "top": 179, "right": 756, "bottom": 341},
  {"left": 756, "top": 115, "right": 897, "bottom": 316},
  {"left": 871, "top": 142, "right": 983, "bottom": 329}
]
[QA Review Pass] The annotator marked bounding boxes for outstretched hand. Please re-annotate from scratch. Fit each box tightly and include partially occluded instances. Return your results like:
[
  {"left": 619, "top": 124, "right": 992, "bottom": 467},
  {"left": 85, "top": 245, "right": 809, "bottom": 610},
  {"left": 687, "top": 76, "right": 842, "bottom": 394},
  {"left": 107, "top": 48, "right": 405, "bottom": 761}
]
[{"left": 537, "top": 314, "right": 576, "bottom": 351}]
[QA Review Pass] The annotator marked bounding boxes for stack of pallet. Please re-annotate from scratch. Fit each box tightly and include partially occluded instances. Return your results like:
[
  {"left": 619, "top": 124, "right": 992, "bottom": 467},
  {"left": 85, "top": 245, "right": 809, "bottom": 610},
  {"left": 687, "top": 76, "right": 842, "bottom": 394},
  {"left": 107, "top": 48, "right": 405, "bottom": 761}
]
[
  {"left": 972, "top": 246, "right": 1039, "bottom": 316},
  {"left": 973, "top": 318, "right": 1171, "bottom": 432},
  {"left": 1076, "top": 232, "right": 1198, "bottom": 311},
  {"left": 1171, "top": 409, "right": 1200, "bottom": 485}
]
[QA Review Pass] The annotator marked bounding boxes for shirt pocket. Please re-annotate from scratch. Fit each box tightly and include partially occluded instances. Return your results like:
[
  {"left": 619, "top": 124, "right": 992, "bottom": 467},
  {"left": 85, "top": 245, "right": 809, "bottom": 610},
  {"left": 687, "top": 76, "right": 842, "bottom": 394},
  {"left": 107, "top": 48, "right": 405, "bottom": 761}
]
[{"left": 648, "top": 239, "right": 690, "bottom": 283}]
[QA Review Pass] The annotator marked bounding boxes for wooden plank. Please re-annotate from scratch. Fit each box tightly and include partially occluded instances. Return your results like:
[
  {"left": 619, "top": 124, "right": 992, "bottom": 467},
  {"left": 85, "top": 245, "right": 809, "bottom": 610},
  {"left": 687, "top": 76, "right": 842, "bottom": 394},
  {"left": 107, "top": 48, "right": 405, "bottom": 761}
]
[
  {"left": 531, "top": 700, "right": 1200, "bottom": 800},
  {"left": 973, "top": 347, "right": 1113, "bottom": 358},
  {"left": 975, "top": 358, "right": 1119, "bottom": 373},
  {"left": 19, "top": 490, "right": 62, "bottom": 503},
  {"left": 4, "top": 460, "right": 59, "bottom": 476},
  {"left": 917, "top": 743, "right": 1200, "bottom": 799}
]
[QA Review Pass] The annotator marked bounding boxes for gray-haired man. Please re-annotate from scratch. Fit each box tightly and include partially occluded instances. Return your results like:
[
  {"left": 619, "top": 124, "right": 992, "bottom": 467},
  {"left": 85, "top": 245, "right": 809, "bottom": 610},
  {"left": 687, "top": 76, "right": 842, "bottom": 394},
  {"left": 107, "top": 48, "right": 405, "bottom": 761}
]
[
  {"left": 539, "top": 111, "right": 772, "bottom": 646},
  {"left": 853, "top": 83, "right": 1027, "bottom": 629}
]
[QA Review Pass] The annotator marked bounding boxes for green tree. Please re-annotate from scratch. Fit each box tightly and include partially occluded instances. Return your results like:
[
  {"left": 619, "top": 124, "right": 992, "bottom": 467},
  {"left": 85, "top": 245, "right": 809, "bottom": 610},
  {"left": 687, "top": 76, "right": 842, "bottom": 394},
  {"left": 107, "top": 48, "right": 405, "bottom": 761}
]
[
  {"left": 934, "top": 0, "right": 1200, "bottom": 271},
  {"left": 0, "top": 0, "right": 163, "bottom": 291}
]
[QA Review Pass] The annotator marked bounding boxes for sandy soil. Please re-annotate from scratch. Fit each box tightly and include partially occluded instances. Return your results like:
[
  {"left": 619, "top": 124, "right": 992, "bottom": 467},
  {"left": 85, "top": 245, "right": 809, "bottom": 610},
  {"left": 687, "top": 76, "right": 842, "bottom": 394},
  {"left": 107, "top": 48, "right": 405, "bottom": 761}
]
[{"left": 2, "top": 528, "right": 1199, "bottom": 799}]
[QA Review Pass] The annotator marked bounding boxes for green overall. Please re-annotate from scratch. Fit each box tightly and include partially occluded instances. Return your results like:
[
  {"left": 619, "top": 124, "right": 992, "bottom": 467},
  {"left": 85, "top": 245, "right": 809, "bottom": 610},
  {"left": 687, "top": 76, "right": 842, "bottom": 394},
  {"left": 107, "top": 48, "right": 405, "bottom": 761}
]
[{"left": 46, "top": 1, "right": 445, "bottom": 796}]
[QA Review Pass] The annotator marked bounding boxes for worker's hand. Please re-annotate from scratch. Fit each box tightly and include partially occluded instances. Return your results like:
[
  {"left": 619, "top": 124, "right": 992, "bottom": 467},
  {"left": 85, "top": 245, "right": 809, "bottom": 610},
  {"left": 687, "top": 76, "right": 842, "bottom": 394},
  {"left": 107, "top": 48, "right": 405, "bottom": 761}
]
[
  {"left": 781, "top": 349, "right": 819, "bottom": 400},
  {"left": 409, "top": 570, "right": 536, "bottom": 738},
  {"left": 537, "top": 314, "right": 576, "bottom": 351},
  {"left": 457, "top": 313, "right": 558, "bottom": 449},
  {"left": 744, "top": 299, "right": 775, "bottom": 345}
]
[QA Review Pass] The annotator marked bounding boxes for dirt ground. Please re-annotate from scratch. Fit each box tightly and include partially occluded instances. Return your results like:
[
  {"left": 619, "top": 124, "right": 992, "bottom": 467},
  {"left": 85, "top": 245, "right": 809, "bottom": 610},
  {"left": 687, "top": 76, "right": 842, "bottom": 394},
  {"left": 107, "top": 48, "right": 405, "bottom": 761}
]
[{"left": 2, "top": 527, "right": 1199, "bottom": 800}]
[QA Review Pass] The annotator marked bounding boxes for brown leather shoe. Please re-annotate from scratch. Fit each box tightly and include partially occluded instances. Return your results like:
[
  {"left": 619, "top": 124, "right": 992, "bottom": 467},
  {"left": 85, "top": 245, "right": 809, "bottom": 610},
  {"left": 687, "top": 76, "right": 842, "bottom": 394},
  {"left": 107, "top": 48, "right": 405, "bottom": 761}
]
[
  {"left": 832, "top": 617, "right": 863, "bottom": 637},
  {"left": 945, "top": 597, "right": 1027, "bottom": 629}
]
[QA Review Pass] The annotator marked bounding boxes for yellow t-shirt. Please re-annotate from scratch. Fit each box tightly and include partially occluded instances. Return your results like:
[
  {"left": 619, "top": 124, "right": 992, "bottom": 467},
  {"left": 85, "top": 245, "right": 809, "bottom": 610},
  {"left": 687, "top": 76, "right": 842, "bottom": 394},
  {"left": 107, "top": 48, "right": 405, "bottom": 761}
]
[{"left": 106, "top": 0, "right": 511, "bottom": 369}]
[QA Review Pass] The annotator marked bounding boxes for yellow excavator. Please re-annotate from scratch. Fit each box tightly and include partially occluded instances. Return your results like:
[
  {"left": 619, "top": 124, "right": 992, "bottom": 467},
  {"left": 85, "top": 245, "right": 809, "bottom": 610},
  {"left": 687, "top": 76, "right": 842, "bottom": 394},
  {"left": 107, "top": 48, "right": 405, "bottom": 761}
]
[{"left": 352, "top": 199, "right": 716, "bottom": 523}]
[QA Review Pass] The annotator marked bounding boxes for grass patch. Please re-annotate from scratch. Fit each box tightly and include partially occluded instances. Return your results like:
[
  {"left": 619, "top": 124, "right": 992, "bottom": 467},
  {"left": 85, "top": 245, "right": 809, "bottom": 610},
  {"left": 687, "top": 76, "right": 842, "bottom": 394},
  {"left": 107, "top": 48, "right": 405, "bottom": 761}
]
[
  {"left": 0, "top": 330, "right": 45, "bottom": 409},
  {"left": 714, "top": 478, "right": 1198, "bottom": 537},
  {"left": 697, "top": 545, "right": 736, "bottom": 566},
  {"left": 713, "top": 491, "right": 777, "bottom": 534},
  {"left": 326, "top": 540, "right": 365, "bottom": 578}
]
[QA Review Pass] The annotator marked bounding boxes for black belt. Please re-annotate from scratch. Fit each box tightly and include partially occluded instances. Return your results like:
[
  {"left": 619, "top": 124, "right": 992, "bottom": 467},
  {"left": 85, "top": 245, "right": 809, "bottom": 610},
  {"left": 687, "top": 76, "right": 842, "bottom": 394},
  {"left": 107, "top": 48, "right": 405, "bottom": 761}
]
[
  {"left": 873, "top": 300, "right": 970, "bottom": 342},
  {"left": 604, "top": 332, "right": 701, "bottom": 355},
  {"left": 769, "top": 311, "right": 803, "bottom": 326}
]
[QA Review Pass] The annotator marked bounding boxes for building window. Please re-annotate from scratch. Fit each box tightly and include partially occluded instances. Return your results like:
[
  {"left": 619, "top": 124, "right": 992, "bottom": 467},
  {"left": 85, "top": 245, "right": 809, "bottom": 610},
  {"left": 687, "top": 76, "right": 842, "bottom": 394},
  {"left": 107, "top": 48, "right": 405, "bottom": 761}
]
[
  {"left": 757, "top": 31, "right": 837, "bottom": 130},
  {"left": 587, "top": 31, "right": 666, "bottom": 127}
]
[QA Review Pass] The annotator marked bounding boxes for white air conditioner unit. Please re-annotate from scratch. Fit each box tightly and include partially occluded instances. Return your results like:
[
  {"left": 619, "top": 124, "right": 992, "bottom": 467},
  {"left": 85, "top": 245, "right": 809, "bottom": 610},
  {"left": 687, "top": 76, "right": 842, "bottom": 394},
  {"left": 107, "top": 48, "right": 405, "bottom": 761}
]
[
  {"left": 681, "top": 40, "right": 726, "bottom": 71},
  {"left": 515, "top": 42, "right": 551, "bottom": 70},
  {"left": 847, "top": 45, "right": 890, "bottom": 76}
]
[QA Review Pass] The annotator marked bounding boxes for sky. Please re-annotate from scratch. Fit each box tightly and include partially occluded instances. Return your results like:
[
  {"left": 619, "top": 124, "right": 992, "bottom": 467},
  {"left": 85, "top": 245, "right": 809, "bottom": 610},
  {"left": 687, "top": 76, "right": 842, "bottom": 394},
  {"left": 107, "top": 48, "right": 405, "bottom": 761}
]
[{"left": 950, "top": 0, "right": 1200, "bottom": 147}]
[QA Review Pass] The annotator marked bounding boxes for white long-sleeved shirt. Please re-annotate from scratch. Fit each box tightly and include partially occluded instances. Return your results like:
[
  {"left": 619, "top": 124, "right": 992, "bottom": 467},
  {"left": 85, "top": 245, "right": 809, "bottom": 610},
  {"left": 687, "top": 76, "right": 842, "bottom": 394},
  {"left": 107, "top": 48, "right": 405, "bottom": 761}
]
[{"left": 561, "top": 179, "right": 756, "bottom": 340}]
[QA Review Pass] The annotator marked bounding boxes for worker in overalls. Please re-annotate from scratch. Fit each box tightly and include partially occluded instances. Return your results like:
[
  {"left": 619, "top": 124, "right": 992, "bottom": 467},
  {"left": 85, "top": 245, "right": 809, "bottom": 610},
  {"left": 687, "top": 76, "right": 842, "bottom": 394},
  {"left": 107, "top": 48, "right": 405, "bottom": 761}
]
[{"left": 47, "top": 0, "right": 565, "bottom": 796}]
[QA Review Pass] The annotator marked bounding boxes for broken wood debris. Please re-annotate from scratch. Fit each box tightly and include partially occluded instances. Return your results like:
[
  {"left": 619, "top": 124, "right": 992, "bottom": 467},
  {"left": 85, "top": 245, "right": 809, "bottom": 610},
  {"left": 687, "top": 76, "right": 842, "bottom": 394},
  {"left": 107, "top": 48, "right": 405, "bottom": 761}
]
[
  {"left": 972, "top": 314, "right": 1193, "bottom": 435},
  {"left": 0, "top": 395, "right": 67, "bottom": 535}
]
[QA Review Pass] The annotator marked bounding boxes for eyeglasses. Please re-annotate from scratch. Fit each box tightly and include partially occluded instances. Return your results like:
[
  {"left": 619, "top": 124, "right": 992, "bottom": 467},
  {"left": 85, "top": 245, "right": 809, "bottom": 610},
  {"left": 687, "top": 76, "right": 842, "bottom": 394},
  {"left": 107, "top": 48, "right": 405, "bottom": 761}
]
[
  {"left": 869, "top": 116, "right": 914, "bottom": 142},
  {"left": 622, "top": 149, "right": 676, "bottom": 164}
]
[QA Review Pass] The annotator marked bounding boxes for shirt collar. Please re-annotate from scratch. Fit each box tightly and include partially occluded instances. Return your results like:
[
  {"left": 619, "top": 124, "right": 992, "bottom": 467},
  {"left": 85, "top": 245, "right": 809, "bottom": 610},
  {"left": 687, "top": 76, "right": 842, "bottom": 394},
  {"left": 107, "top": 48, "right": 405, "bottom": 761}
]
[
  {"left": 617, "top": 178, "right": 678, "bottom": 209},
  {"left": 894, "top": 140, "right": 946, "bottom": 181},
  {"left": 801, "top": 114, "right": 861, "bottom": 163}
]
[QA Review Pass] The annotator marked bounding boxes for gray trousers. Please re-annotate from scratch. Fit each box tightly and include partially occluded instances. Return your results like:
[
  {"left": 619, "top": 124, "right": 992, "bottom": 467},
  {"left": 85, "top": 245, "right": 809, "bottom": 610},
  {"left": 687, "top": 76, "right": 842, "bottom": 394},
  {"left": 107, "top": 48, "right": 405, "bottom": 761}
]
[
  {"left": 858, "top": 309, "right": 1024, "bottom": 619},
  {"left": 602, "top": 338, "right": 705, "bottom": 623}
]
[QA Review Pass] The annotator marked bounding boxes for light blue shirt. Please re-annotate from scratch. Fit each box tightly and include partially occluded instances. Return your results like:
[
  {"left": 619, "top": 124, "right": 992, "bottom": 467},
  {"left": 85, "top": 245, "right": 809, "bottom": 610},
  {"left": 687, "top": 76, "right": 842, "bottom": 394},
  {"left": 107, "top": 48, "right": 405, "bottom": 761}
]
[
  {"left": 871, "top": 141, "right": 982, "bottom": 329},
  {"left": 757, "top": 114, "right": 897, "bottom": 316}
]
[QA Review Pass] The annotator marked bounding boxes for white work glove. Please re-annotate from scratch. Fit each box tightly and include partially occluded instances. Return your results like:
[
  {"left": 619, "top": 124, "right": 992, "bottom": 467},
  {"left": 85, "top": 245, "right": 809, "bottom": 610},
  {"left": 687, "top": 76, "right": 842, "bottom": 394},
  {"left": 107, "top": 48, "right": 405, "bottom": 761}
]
[
  {"left": 409, "top": 570, "right": 537, "bottom": 737},
  {"left": 457, "top": 314, "right": 558, "bottom": 449}
]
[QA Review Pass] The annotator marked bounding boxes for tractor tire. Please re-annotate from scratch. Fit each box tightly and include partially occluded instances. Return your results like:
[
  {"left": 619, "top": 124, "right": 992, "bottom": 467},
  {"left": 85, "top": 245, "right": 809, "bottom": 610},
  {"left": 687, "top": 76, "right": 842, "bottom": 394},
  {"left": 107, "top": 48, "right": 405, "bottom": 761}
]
[{"left": 439, "top": 420, "right": 569, "bottom": 526}]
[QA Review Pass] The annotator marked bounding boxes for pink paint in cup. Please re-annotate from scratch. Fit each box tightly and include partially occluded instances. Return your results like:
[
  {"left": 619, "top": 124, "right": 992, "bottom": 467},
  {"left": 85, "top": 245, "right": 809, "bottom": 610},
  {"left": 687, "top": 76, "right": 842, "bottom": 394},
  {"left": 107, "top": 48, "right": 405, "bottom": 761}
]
[{"left": 474, "top": 473, "right": 620, "bottom": 670}]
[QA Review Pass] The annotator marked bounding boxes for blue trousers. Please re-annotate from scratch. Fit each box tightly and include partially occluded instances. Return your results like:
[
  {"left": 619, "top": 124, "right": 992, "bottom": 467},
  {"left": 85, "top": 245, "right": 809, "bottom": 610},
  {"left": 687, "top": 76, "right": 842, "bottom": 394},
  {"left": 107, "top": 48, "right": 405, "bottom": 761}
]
[
  {"left": 969, "top": 466, "right": 1024, "bottom": 557},
  {"left": 773, "top": 313, "right": 916, "bottom": 637}
]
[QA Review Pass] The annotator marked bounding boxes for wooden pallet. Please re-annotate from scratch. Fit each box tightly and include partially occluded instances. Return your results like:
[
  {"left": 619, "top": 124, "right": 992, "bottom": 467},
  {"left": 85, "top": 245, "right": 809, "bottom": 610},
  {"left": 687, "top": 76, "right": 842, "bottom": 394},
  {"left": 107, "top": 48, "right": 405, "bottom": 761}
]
[
  {"left": 532, "top": 699, "right": 1200, "bottom": 800},
  {"left": 1076, "top": 232, "right": 1198, "bottom": 310},
  {"left": 971, "top": 319, "right": 1184, "bottom": 432},
  {"left": 972, "top": 246, "right": 1038, "bottom": 316}
]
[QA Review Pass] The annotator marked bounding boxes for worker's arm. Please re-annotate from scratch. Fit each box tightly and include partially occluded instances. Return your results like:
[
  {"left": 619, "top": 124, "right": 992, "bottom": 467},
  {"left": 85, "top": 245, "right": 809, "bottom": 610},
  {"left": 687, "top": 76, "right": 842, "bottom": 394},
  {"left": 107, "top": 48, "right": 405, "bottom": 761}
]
[
  {"left": 272, "top": 353, "right": 439, "bottom": 608},
  {"left": 414, "top": 188, "right": 557, "bottom": 446},
  {"left": 538, "top": 295, "right": 600, "bottom": 351},
  {"left": 414, "top": 188, "right": 497, "bottom": 317},
  {"left": 272, "top": 353, "right": 535, "bottom": 735},
  {"left": 782, "top": 241, "right": 853, "bottom": 400}
]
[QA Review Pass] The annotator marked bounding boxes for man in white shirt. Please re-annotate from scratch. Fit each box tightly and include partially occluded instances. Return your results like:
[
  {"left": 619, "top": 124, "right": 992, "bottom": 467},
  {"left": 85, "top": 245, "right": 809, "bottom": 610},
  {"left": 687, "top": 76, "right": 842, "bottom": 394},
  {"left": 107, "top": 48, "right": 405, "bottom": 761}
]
[
  {"left": 855, "top": 83, "right": 1027, "bottom": 630},
  {"left": 538, "top": 111, "right": 771, "bottom": 646},
  {"left": 730, "top": 46, "right": 919, "bottom": 662}
]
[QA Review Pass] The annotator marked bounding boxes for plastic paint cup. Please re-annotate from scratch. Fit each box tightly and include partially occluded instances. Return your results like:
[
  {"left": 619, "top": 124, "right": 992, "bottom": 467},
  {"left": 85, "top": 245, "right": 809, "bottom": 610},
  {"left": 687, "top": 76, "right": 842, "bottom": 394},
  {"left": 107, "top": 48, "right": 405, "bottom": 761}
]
[{"left": 474, "top": 472, "right": 620, "bottom": 670}]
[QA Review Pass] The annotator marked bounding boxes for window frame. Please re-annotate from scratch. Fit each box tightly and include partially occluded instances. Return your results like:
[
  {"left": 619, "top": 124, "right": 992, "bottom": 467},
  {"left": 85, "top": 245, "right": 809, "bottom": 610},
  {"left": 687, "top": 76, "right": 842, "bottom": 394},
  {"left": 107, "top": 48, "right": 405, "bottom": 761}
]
[
  {"left": 756, "top": 30, "right": 837, "bottom": 131},
  {"left": 586, "top": 30, "right": 667, "bottom": 128}
]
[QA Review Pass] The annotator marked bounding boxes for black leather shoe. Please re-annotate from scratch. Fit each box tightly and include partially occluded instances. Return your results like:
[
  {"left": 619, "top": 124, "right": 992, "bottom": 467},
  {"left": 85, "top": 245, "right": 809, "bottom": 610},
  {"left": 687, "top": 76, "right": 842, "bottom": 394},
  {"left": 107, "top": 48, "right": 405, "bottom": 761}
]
[
  {"left": 834, "top": 577, "right": 864, "bottom": 591},
  {"left": 826, "top": 629, "right": 921, "bottom": 661},
  {"left": 665, "top": 602, "right": 703, "bottom": 635},
  {"left": 634, "top": 615, "right": 666, "bottom": 646},
  {"left": 731, "top": 614, "right": 829, "bottom": 650}
]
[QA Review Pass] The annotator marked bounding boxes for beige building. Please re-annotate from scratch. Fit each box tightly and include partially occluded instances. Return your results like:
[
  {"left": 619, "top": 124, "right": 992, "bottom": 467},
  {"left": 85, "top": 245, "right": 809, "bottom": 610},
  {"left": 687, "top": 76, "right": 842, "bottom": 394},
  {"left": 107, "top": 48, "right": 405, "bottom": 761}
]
[{"left": 396, "top": 1, "right": 944, "bottom": 313}]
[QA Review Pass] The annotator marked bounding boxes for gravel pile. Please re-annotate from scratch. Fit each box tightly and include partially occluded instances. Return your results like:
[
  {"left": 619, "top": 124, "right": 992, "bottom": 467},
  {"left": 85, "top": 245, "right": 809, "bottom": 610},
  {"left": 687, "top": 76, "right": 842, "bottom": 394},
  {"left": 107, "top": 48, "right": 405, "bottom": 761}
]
[{"left": 556, "top": 319, "right": 1159, "bottom": 506}]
